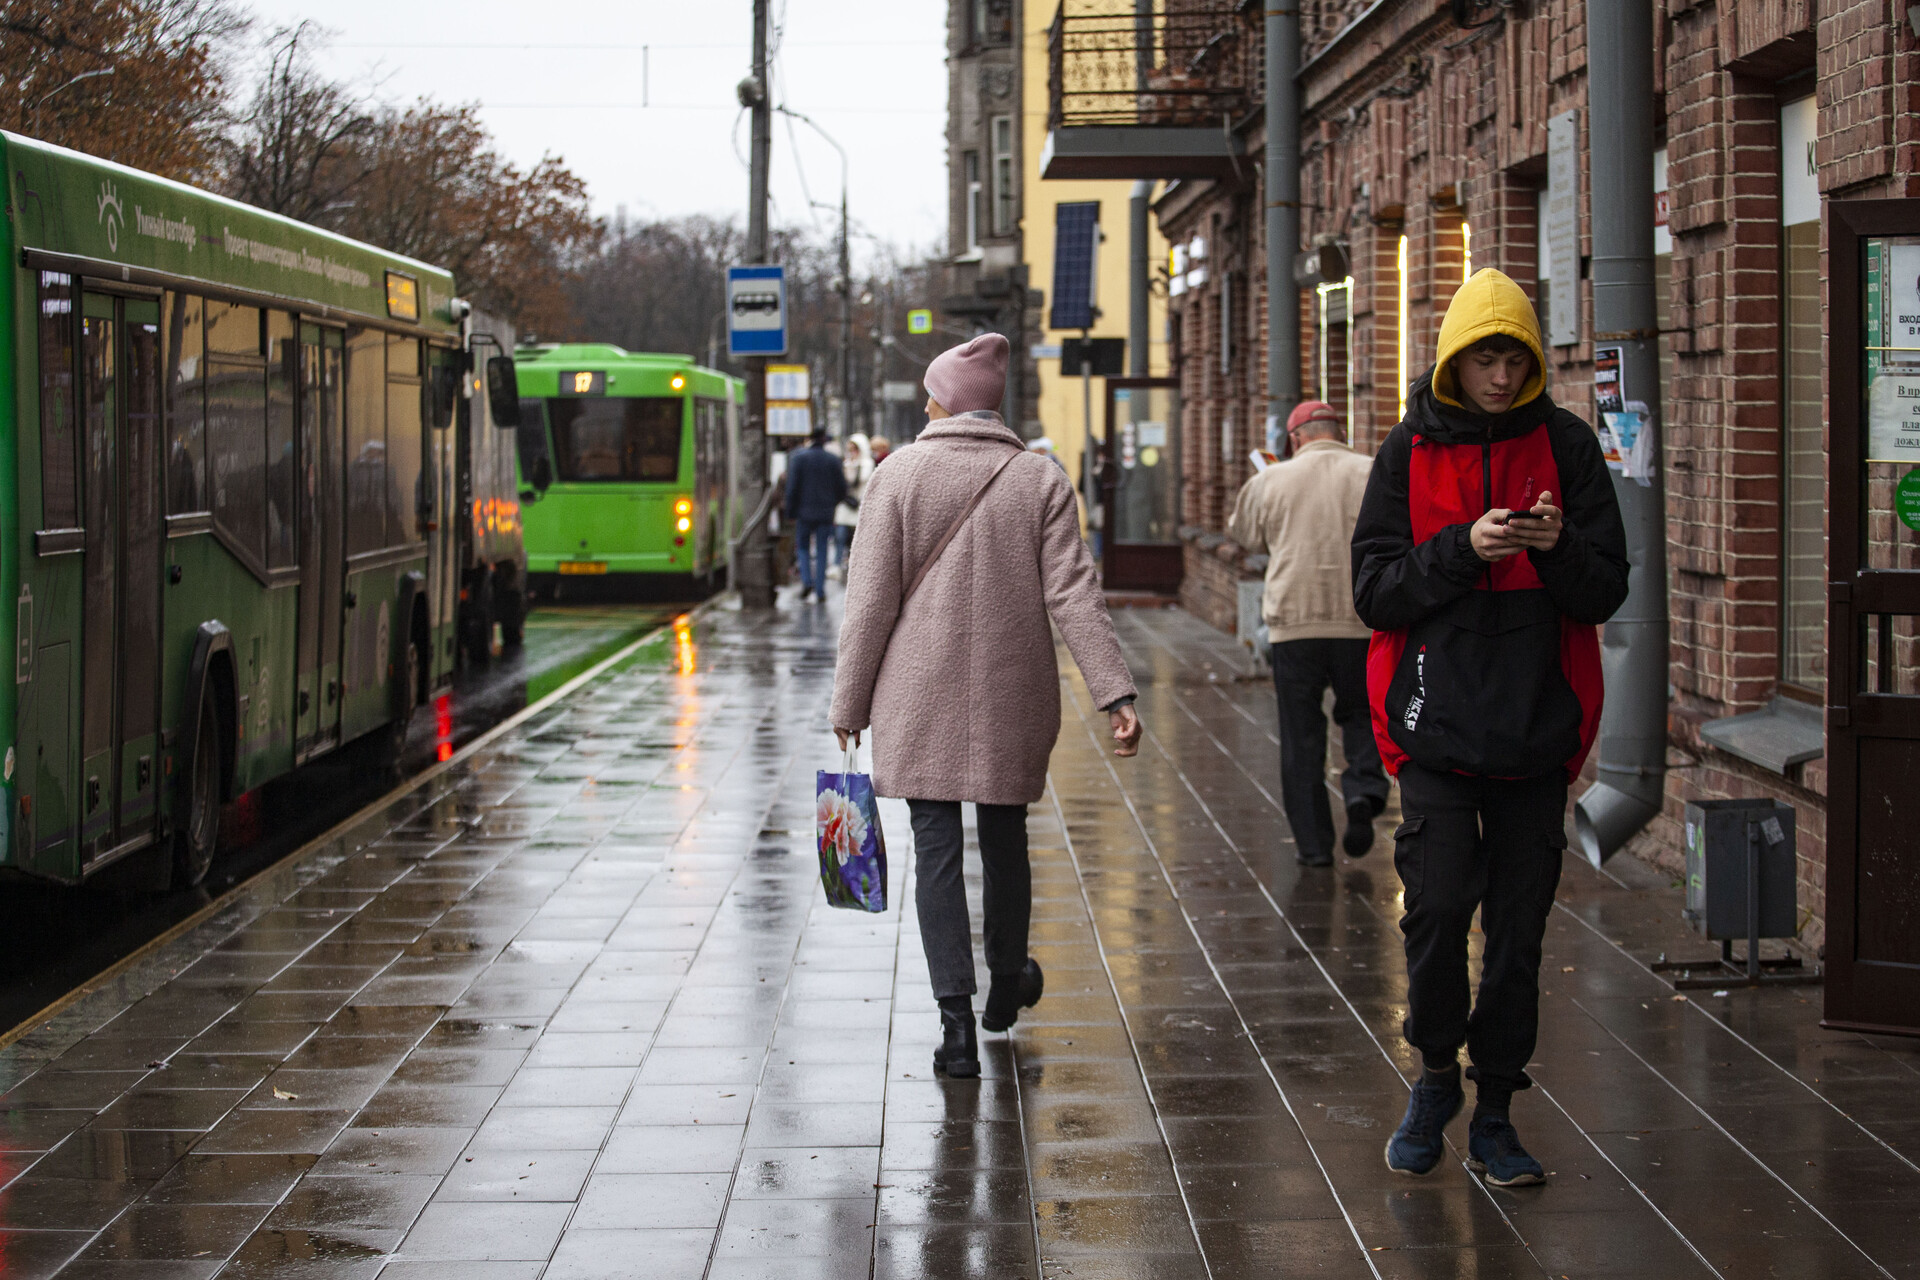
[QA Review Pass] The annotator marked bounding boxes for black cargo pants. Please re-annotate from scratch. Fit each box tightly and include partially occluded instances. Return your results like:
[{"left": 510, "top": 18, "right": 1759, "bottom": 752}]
[{"left": 1393, "top": 762, "right": 1568, "bottom": 1099}]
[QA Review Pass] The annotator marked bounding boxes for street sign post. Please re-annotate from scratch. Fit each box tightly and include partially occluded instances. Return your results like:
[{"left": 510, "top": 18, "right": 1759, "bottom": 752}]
[{"left": 728, "top": 264, "right": 788, "bottom": 357}]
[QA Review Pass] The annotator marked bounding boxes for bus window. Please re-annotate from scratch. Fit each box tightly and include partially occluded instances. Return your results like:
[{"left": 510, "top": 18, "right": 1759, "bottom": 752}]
[
  {"left": 164, "top": 292, "right": 206, "bottom": 515},
  {"left": 547, "top": 397, "right": 682, "bottom": 482},
  {"left": 37, "top": 272, "right": 78, "bottom": 530},
  {"left": 516, "top": 398, "right": 552, "bottom": 489},
  {"left": 386, "top": 336, "right": 423, "bottom": 544},
  {"left": 266, "top": 313, "right": 297, "bottom": 568},
  {"left": 205, "top": 301, "right": 266, "bottom": 566},
  {"left": 345, "top": 326, "right": 387, "bottom": 555}
]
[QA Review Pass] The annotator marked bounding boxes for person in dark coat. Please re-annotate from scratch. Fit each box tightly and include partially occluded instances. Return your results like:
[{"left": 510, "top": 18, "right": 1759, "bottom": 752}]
[
  {"left": 1353, "top": 268, "right": 1628, "bottom": 1189},
  {"left": 784, "top": 426, "right": 850, "bottom": 602}
]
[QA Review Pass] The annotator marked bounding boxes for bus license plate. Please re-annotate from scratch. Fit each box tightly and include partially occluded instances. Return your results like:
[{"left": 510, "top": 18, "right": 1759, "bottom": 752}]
[{"left": 557, "top": 561, "right": 608, "bottom": 575}]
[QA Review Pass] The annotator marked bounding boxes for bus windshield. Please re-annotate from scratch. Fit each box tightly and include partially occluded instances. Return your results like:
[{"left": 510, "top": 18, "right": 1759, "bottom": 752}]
[{"left": 546, "top": 396, "right": 682, "bottom": 482}]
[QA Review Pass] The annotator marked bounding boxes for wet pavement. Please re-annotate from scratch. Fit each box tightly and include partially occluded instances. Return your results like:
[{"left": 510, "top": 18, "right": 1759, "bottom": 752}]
[{"left": 0, "top": 593, "right": 1913, "bottom": 1279}]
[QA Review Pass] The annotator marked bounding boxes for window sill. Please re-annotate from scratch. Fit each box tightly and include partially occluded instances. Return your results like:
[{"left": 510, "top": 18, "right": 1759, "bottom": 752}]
[{"left": 1699, "top": 695, "right": 1824, "bottom": 775}]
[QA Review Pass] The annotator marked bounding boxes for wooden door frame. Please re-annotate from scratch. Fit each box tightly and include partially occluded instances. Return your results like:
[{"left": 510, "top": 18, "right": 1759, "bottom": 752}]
[{"left": 1824, "top": 198, "right": 1920, "bottom": 1036}]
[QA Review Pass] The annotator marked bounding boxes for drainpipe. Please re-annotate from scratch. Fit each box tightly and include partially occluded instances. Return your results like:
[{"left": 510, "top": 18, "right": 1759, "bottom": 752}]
[
  {"left": 1131, "top": 181, "right": 1152, "bottom": 376},
  {"left": 1573, "top": 0, "right": 1668, "bottom": 866},
  {"left": 1265, "top": 0, "right": 1302, "bottom": 435}
]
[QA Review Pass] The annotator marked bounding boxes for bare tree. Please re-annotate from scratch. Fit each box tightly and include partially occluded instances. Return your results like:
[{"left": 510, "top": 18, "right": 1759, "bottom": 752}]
[
  {"left": 223, "top": 22, "right": 371, "bottom": 222},
  {"left": 0, "top": 0, "right": 250, "bottom": 182}
]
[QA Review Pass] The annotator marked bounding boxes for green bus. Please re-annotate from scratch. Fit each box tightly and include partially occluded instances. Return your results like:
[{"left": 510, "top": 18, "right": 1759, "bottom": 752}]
[
  {"left": 2, "top": 132, "right": 523, "bottom": 887},
  {"left": 511, "top": 345, "right": 743, "bottom": 599}
]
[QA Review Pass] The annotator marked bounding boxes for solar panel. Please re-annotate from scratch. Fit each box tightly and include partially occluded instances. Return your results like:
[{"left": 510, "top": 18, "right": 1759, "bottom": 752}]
[{"left": 1050, "top": 201, "right": 1101, "bottom": 331}]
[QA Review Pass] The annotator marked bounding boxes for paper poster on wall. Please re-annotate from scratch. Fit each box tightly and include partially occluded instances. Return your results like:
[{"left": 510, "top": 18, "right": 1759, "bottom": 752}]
[{"left": 1865, "top": 236, "right": 1920, "bottom": 463}]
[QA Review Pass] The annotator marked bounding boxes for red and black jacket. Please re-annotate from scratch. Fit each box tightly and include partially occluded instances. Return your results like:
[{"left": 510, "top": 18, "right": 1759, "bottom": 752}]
[{"left": 1351, "top": 374, "right": 1629, "bottom": 782}]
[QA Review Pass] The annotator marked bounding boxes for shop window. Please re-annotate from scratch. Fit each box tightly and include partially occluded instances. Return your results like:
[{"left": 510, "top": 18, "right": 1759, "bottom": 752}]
[{"left": 1779, "top": 95, "right": 1822, "bottom": 693}]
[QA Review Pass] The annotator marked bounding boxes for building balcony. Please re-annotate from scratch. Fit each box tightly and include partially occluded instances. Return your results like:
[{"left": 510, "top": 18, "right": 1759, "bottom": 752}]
[{"left": 1042, "top": 0, "right": 1254, "bottom": 181}]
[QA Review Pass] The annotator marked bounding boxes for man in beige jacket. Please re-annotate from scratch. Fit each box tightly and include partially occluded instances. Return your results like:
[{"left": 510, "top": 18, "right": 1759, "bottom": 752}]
[{"left": 1228, "top": 401, "right": 1388, "bottom": 865}]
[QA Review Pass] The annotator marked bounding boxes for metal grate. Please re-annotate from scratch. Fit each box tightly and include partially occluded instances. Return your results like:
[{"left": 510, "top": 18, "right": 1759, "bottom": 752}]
[{"left": 1047, "top": 0, "right": 1259, "bottom": 131}]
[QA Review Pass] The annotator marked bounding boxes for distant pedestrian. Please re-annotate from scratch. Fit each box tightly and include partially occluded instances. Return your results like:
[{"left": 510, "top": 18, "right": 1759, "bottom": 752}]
[
  {"left": 1227, "top": 400, "right": 1387, "bottom": 867},
  {"left": 831, "top": 434, "right": 873, "bottom": 580},
  {"left": 783, "top": 426, "right": 849, "bottom": 602},
  {"left": 1027, "top": 435, "right": 1069, "bottom": 472},
  {"left": 869, "top": 436, "right": 891, "bottom": 465},
  {"left": 1353, "top": 269, "right": 1627, "bottom": 1188},
  {"left": 831, "top": 332, "right": 1142, "bottom": 1080}
]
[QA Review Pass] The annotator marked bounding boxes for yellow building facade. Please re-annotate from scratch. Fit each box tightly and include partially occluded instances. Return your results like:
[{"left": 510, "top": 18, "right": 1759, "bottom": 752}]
[{"left": 1019, "top": 6, "right": 1169, "bottom": 507}]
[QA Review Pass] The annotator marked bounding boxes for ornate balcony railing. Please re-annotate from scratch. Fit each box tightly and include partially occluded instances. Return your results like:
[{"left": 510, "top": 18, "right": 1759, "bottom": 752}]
[{"left": 1047, "top": 0, "right": 1260, "bottom": 132}]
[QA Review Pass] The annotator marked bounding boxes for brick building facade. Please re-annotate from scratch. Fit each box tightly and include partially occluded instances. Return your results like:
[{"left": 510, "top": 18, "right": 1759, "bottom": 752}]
[{"left": 1052, "top": 0, "right": 1920, "bottom": 946}]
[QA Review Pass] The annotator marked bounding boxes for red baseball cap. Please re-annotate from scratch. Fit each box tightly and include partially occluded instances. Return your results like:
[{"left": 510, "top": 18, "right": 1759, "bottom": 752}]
[{"left": 1286, "top": 401, "right": 1341, "bottom": 431}]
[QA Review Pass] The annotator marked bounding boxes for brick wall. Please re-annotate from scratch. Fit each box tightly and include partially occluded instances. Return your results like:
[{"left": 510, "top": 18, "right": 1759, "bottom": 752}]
[{"left": 1139, "top": 0, "right": 1920, "bottom": 948}]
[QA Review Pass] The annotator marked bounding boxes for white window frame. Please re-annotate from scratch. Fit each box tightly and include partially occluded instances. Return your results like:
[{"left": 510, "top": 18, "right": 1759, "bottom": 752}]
[{"left": 990, "top": 116, "right": 1015, "bottom": 237}]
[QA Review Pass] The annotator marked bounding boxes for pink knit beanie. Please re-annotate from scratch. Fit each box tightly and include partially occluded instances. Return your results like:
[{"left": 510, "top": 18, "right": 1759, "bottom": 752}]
[{"left": 925, "top": 333, "right": 1009, "bottom": 415}]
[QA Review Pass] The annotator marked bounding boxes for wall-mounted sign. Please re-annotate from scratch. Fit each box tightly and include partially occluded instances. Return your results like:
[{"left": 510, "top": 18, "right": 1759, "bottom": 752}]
[
  {"left": 1865, "top": 235, "right": 1920, "bottom": 463},
  {"left": 1546, "top": 111, "right": 1580, "bottom": 348}
]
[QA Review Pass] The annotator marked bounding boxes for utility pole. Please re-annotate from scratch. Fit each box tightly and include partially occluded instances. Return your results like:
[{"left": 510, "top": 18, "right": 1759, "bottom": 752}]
[
  {"left": 735, "top": 0, "right": 776, "bottom": 609},
  {"left": 839, "top": 186, "right": 852, "bottom": 442}
]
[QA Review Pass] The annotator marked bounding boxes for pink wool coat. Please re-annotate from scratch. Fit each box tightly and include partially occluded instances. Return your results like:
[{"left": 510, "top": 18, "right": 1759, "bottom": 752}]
[{"left": 829, "top": 414, "right": 1137, "bottom": 806}]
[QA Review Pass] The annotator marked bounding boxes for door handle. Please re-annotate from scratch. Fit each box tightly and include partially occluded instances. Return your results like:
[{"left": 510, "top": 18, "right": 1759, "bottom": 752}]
[
  {"left": 344, "top": 590, "right": 357, "bottom": 608},
  {"left": 168, "top": 564, "right": 183, "bottom": 584}
]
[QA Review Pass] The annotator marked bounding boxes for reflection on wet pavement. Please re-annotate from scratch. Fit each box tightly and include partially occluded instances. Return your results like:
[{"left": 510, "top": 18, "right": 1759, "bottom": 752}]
[{"left": 0, "top": 595, "right": 1912, "bottom": 1279}]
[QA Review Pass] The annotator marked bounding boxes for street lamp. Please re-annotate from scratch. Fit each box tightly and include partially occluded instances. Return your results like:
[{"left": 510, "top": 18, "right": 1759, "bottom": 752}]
[
  {"left": 31, "top": 66, "right": 115, "bottom": 139},
  {"left": 776, "top": 106, "right": 852, "bottom": 441}
]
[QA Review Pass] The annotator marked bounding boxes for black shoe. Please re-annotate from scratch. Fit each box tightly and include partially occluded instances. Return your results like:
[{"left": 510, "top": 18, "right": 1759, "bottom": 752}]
[
  {"left": 1342, "top": 800, "right": 1376, "bottom": 857},
  {"left": 981, "top": 958, "right": 1044, "bottom": 1033},
  {"left": 1296, "top": 850, "right": 1334, "bottom": 867},
  {"left": 932, "top": 1008, "right": 979, "bottom": 1078}
]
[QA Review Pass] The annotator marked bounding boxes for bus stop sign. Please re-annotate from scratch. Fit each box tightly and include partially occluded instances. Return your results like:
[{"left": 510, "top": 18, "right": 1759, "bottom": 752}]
[{"left": 728, "top": 265, "right": 787, "bottom": 357}]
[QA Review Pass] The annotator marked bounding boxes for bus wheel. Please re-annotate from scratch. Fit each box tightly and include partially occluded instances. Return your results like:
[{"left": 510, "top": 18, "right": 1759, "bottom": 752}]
[
  {"left": 173, "top": 697, "right": 220, "bottom": 889},
  {"left": 462, "top": 574, "right": 495, "bottom": 666},
  {"left": 498, "top": 588, "right": 525, "bottom": 649}
]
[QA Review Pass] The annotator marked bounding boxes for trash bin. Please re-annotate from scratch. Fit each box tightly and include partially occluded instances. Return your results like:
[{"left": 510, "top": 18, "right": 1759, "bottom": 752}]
[{"left": 1683, "top": 798, "right": 1795, "bottom": 941}]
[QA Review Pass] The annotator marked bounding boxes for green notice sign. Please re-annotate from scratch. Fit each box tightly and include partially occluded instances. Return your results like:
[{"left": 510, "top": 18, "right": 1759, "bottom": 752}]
[
  {"left": 906, "top": 309, "right": 932, "bottom": 335},
  {"left": 1898, "top": 469, "right": 1920, "bottom": 531}
]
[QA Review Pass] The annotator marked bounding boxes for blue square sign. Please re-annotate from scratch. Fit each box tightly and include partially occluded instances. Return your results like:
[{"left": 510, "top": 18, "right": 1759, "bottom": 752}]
[{"left": 727, "top": 265, "right": 788, "bottom": 357}]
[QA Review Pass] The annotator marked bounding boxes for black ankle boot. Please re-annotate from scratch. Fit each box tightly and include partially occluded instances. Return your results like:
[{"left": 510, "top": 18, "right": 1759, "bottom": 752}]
[
  {"left": 932, "top": 1001, "right": 979, "bottom": 1078},
  {"left": 981, "top": 958, "right": 1045, "bottom": 1033}
]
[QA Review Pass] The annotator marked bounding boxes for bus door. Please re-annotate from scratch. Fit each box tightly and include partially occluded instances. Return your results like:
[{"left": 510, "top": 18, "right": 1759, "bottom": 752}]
[
  {"left": 296, "top": 326, "right": 345, "bottom": 759},
  {"left": 77, "top": 289, "right": 165, "bottom": 865}
]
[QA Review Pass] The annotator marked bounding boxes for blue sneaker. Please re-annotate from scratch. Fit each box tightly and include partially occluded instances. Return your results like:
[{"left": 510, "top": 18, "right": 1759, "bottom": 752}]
[
  {"left": 1384, "top": 1072, "right": 1464, "bottom": 1175},
  {"left": 1466, "top": 1113, "right": 1546, "bottom": 1187}
]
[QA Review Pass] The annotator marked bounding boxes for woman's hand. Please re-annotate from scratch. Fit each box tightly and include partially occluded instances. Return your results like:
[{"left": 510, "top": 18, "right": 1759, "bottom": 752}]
[
  {"left": 1109, "top": 705, "right": 1142, "bottom": 757},
  {"left": 834, "top": 728, "right": 862, "bottom": 751}
]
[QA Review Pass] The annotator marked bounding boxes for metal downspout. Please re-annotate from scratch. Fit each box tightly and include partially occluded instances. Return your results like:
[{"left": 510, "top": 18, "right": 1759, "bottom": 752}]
[
  {"left": 1131, "top": 181, "right": 1152, "bottom": 377},
  {"left": 1573, "top": 0, "right": 1669, "bottom": 865},
  {"left": 1266, "top": 3, "right": 1302, "bottom": 434}
]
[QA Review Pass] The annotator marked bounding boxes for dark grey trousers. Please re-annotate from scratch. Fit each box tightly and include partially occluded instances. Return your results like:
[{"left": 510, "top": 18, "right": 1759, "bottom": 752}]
[{"left": 906, "top": 800, "right": 1030, "bottom": 1000}]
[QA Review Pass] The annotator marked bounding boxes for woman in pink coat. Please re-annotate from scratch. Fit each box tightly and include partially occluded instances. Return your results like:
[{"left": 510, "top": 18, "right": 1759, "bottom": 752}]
[{"left": 830, "top": 333, "right": 1142, "bottom": 1078}]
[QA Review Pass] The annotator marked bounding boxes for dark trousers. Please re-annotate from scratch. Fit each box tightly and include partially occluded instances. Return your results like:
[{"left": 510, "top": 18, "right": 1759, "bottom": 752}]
[
  {"left": 1270, "top": 637, "right": 1389, "bottom": 861},
  {"left": 1394, "top": 762, "right": 1568, "bottom": 1098},
  {"left": 795, "top": 519, "right": 834, "bottom": 594},
  {"left": 907, "top": 800, "right": 1030, "bottom": 1000}
]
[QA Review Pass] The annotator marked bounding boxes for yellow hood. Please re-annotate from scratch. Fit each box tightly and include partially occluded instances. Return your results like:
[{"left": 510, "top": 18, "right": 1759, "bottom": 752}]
[{"left": 1431, "top": 268, "right": 1547, "bottom": 411}]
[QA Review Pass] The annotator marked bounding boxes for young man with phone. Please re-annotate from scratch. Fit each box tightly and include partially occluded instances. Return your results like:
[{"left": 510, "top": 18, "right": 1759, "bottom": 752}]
[{"left": 1351, "top": 269, "right": 1629, "bottom": 1186}]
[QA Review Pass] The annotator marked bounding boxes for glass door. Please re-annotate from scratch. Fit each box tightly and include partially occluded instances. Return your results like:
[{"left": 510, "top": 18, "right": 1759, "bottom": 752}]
[
  {"left": 1825, "top": 204, "right": 1920, "bottom": 1034},
  {"left": 1100, "top": 377, "right": 1183, "bottom": 593}
]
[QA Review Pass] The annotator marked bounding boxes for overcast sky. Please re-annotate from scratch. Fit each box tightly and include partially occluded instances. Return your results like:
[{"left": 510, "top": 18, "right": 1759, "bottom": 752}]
[{"left": 240, "top": 0, "right": 950, "bottom": 269}]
